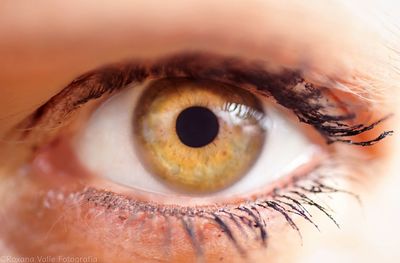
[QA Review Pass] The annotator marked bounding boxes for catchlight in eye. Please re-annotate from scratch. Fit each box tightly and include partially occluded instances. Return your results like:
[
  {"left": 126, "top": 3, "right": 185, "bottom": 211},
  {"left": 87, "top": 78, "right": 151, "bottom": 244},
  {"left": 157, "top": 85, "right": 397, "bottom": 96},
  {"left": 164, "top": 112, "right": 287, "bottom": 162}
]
[
  {"left": 75, "top": 77, "right": 314, "bottom": 197},
  {"left": 133, "top": 78, "right": 266, "bottom": 193}
]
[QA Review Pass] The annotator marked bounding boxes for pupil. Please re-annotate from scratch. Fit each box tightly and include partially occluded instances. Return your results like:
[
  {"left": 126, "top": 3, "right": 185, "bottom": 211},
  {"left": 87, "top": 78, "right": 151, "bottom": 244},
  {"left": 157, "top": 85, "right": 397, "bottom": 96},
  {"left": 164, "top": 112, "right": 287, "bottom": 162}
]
[{"left": 176, "top": 106, "right": 219, "bottom": 148}]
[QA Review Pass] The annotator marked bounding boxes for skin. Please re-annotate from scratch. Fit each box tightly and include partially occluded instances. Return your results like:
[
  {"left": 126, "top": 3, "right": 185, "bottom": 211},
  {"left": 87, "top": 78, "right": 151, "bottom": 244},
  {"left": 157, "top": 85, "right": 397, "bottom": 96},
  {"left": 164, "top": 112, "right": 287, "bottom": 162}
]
[{"left": 0, "top": 0, "right": 399, "bottom": 262}]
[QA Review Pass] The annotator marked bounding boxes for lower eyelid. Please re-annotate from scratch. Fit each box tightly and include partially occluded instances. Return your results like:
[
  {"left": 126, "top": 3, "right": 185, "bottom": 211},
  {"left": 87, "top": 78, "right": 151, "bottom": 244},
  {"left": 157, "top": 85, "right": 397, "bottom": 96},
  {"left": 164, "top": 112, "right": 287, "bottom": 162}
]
[{"left": 5, "top": 134, "right": 358, "bottom": 261}]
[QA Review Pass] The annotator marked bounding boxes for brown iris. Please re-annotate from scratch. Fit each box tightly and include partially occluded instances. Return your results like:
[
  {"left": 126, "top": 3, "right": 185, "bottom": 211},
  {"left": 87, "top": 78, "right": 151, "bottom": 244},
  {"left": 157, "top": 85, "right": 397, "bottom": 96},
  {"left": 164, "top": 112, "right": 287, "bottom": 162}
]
[{"left": 133, "top": 78, "right": 267, "bottom": 193}]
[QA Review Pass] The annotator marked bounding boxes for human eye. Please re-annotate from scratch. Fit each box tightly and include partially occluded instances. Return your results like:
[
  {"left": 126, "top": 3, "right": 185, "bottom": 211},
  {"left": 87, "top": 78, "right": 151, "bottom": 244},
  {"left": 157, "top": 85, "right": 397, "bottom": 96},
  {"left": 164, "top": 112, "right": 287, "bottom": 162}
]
[
  {"left": 1, "top": 50, "right": 393, "bottom": 262},
  {"left": 1, "top": 1, "right": 400, "bottom": 262}
]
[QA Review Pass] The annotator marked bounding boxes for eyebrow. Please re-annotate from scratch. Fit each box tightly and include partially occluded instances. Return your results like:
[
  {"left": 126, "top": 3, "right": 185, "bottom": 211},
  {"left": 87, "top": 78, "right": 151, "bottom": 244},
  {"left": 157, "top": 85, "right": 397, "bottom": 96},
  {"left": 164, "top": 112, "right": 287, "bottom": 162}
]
[{"left": 18, "top": 52, "right": 392, "bottom": 146}]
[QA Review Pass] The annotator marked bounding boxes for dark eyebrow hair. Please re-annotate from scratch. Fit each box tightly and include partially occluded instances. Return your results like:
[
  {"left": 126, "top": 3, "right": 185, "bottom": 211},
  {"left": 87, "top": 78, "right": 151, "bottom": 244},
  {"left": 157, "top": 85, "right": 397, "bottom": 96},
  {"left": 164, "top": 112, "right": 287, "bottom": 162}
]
[{"left": 17, "top": 52, "right": 392, "bottom": 146}]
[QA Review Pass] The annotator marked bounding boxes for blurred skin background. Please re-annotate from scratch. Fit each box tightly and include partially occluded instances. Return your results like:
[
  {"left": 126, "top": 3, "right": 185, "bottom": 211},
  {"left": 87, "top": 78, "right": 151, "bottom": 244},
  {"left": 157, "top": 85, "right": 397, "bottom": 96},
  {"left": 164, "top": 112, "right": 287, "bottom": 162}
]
[{"left": 0, "top": 1, "right": 399, "bottom": 262}]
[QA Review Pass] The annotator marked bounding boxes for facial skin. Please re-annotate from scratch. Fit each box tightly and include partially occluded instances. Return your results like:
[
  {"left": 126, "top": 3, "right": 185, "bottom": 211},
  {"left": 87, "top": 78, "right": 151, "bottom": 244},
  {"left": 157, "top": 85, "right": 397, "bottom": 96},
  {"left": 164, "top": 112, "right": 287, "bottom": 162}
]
[{"left": 0, "top": 1, "right": 399, "bottom": 262}]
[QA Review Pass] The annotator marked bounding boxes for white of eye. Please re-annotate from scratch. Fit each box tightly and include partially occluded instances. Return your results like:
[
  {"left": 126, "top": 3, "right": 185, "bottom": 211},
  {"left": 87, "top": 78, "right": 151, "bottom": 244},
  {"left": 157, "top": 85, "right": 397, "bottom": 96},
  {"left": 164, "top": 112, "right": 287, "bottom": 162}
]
[{"left": 74, "top": 81, "right": 319, "bottom": 198}]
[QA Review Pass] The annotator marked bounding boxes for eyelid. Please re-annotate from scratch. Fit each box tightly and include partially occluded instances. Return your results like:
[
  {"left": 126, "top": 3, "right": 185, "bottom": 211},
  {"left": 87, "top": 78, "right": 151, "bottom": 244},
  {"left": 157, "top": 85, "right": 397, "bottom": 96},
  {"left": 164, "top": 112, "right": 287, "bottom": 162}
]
[
  {"left": 13, "top": 52, "right": 392, "bottom": 153},
  {"left": 17, "top": 52, "right": 303, "bottom": 132},
  {"left": 1, "top": 0, "right": 380, "bottom": 80}
]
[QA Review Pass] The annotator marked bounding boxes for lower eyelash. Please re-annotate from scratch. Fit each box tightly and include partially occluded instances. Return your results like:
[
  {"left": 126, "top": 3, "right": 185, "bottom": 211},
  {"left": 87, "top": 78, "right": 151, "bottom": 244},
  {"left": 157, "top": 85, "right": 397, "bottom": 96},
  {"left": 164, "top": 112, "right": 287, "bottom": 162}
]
[{"left": 53, "top": 155, "right": 362, "bottom": 260}]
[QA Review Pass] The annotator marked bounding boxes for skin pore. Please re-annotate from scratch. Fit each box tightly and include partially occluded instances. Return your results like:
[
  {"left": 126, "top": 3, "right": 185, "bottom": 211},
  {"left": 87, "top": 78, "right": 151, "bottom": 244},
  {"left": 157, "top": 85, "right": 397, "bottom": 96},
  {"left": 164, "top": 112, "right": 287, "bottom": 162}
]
[{"left": 0, "top": 1, "right": 399, "bottom": 262}]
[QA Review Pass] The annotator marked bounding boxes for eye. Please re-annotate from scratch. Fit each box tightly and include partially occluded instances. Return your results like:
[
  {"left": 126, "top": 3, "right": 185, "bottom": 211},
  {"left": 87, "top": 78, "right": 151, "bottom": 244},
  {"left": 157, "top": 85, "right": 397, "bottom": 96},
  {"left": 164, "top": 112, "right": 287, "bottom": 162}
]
[
  {"left": 75, "top": 77, "right": 315, "bottom": 196},
  {"left": 10, "top": 52, "right": 392, "bottom": 261}
]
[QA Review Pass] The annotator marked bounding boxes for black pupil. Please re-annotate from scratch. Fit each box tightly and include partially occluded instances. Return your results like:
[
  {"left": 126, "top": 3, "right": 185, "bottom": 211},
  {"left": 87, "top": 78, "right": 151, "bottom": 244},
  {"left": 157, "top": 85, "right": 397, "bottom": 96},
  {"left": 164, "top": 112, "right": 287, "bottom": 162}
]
[{"left": 176, "top": 106, "right": 219, "bottom": 148}]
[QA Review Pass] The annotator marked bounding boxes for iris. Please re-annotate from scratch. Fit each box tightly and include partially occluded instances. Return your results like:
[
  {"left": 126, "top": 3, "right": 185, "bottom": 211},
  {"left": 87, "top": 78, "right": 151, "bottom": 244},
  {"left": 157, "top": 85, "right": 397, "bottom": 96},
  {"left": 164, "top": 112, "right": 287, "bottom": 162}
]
[{"left": 133, "top": 78, "right": 267, "bottom": 193}]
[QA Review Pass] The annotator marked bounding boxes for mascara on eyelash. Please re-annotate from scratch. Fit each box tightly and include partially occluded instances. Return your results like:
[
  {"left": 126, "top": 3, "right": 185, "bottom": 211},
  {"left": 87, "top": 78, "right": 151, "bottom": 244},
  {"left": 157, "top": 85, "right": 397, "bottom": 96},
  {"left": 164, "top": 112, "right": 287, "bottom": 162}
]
[{"left": 14, "top": 52, "right": 393, "bottom": 149}]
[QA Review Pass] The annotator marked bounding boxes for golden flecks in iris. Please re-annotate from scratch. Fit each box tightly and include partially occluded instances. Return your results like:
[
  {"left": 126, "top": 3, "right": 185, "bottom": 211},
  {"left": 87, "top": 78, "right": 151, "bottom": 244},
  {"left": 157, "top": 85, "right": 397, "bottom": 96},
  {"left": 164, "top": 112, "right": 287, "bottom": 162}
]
[{"left": 134, "top": 78, "right": 266, "bottom": 193}]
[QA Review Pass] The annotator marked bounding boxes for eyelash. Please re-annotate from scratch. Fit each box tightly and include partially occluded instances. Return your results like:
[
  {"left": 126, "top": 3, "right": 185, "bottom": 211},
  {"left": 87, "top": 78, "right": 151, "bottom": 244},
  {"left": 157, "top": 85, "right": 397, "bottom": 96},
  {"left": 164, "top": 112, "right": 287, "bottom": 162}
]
[
  {"left": 18, "top": 52, "right": 392, "bottom": 148},
  {"left": 13, "top": 52, "right": 392, "bottom": 259},
  {"left": 52, "top": 154, "right": 358, "bottom": 259}
]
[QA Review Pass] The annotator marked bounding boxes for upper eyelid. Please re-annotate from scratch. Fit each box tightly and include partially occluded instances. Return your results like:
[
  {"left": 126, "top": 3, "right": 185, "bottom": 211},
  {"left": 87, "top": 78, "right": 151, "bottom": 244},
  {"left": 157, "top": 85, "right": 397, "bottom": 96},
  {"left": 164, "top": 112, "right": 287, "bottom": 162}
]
[
  {"left": 17, "top": 52, "right": 304, "bottom": 133},
  {"left": 1, "top": 2, "right": 397, "bottom": 103},
  {"left": 14, "top": 52, "right": 392, "bottom": 147}
]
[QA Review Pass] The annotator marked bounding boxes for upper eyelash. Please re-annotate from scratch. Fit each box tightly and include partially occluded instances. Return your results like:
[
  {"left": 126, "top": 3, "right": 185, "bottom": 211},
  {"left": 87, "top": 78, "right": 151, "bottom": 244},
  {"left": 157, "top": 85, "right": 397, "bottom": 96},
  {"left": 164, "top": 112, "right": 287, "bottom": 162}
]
[{"left": 16, "top": 52, "right": 392, "bottom": 146}]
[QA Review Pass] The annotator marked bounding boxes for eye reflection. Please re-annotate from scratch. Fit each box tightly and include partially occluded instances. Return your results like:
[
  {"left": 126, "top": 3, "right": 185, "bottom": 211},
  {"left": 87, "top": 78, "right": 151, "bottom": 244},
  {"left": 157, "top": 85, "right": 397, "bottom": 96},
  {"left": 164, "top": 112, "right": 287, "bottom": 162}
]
[
  {"left": 74, "top": 64, "right": 319, "bottom": 198},
  {"left": 3, "top": 52, "right": 392, "bottom": 262},
  {"left": 134, "top": 78, "right": 266, "bottom": 193}
]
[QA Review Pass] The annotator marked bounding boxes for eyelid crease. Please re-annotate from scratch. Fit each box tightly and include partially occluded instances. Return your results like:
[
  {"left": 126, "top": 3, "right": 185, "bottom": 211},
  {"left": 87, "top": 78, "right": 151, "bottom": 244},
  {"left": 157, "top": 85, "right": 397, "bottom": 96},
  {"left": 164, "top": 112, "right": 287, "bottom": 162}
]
[{"left": 14, "top": 52, "right": 392, "bottom": 147}]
